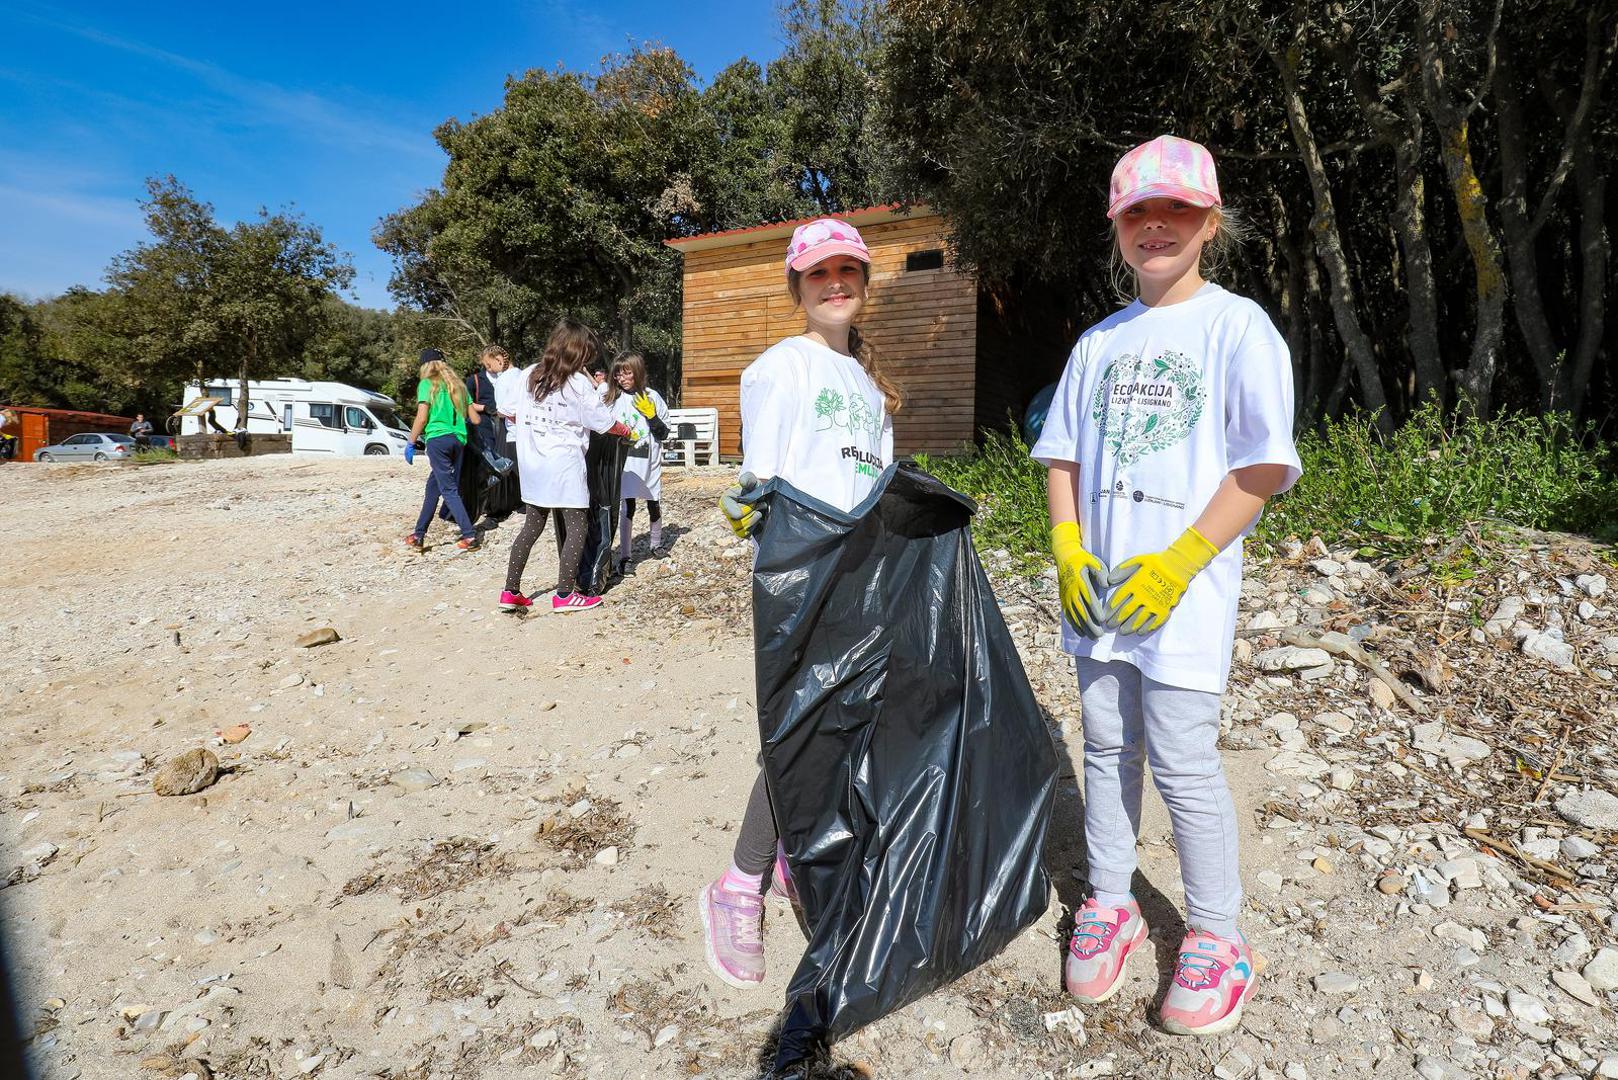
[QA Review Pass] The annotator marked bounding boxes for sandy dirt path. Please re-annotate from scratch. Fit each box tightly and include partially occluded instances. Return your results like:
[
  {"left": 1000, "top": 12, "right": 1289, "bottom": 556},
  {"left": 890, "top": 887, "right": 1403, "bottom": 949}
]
[{"left": 3, "top": 455, "right": 1614, "bottom": 1080}]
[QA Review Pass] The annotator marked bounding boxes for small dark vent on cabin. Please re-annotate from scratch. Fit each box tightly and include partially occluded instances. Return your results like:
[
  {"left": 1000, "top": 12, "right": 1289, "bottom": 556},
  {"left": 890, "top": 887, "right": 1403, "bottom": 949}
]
[{"left": 905, "top": 249, "right": 944, "bottom": 272}]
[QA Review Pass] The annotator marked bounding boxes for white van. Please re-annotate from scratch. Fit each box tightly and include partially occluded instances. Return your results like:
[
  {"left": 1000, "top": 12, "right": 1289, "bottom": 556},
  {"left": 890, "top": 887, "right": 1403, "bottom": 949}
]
[{"left": 178, "top": 378, "right": 412, "bottom": 457}]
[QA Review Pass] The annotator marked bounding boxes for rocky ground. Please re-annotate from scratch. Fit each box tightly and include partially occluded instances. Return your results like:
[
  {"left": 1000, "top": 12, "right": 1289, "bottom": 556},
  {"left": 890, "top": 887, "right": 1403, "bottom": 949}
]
[{"left": 2, "top": 455, "right": 1616, "bottom": 1080}]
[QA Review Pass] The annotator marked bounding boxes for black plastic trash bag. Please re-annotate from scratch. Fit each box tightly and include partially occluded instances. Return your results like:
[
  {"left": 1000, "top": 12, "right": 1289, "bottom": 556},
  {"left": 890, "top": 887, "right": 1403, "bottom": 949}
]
[
  {"left": 574, "top": 430, "right": 627, "bottom": 595},
  {"left": 748, "top": 463, "right": 1060, "bottom": 1073}
]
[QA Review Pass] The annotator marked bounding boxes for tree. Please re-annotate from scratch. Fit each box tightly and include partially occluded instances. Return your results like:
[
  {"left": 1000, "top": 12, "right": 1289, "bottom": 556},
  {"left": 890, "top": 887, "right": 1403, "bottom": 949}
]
[
  {"left": 99, "top": 178, "right": 353, "bottom": 421},
  {"left": 880, "top": 0, "right": 1618, "bottom": 426}
]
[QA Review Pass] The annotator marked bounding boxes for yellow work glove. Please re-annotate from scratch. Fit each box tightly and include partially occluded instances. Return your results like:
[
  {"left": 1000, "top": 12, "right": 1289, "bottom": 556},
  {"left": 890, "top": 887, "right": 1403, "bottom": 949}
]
[
  {"left": 719, "top": 472, "right": 766, "bottom": 539},
  {"left": 1050, "top": 521, "right": 1110, "bottom": 639},
  {"left": 1105, "top": 526, "right": 1220, "bottom": 635},
  {"left": 633, "top": 392, "right": 657, "bottom": 419}
]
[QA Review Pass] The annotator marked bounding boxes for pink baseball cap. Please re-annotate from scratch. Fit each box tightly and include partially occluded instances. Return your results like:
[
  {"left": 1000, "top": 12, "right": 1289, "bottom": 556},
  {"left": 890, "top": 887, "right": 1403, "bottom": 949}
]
[
  {"left": 784, "top": 218, "right": 870, "bottom": 276},
  {"left": 1107, "top": 135, "right": 1222, "bottom": 219}
]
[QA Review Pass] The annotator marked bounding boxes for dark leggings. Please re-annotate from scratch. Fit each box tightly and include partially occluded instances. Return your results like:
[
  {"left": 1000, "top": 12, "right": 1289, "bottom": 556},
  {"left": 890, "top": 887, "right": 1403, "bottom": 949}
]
[
  {"left": 505, "top": 504, "right": 588, "bottom": 595},
  {"left": 623, "top": 498, "right": 662, "bottom": 522},
  {"left": 732, "top": 771, "right": 778, "bottom": 876}
]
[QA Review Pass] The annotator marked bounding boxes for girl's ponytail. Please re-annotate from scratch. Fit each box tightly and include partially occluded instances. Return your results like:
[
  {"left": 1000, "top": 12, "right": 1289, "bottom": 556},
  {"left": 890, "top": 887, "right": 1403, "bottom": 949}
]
[{"left": 849, "top": 326, "right": 902, "bottom": 415}]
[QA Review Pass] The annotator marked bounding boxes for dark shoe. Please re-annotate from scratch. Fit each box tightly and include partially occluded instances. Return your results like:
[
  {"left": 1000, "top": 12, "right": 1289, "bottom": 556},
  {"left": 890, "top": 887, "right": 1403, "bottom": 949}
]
[{"left": 456, "top": 536, "right": 481, "bottom": 552}]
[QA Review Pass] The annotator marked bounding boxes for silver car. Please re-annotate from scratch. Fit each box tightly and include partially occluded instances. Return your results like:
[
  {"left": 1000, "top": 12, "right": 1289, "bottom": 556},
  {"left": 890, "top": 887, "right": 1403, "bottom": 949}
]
[{"left": 34, "top": 432, "right": 137, "bottom": 462}]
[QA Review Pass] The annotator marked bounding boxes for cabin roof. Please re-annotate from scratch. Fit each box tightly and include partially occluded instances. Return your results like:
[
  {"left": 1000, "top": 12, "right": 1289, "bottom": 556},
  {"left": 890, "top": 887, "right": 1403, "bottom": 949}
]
[{"left": 664, "top": 203, "right": 934, "bottom": 255}]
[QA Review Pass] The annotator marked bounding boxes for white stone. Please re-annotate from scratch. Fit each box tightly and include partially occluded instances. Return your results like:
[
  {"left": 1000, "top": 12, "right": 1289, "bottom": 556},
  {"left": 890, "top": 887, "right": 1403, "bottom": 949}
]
[
  {"left": 653, "top": 1024, "right": 678, "bottom": 1048},
  {"left": 1310, "top": 558, "right": 1344, "bottom": 577},
  {"left": 1557, "top": 789, "right": 1618, "bottom": 831},
  {"left": 1551, "top": 970, "right": 1600, "bottom": 1007},
  {"left": 1313, "top": 972, "right": 1360, "bottom": 994},
  {"left": 1447, "top": 1006, "right": 1493, "bottom": 1040},
  {"left": 1214, "top": 1047, "right": 1255, "bottom": 1080},
  {"left": 1582, "top": 947, "right": 1618, "bottom": 992},
  {"left": 1264, "top": 751, "right": 1332, "bottom": 779},
  {"left": 1484, "top": 596, "right": 1525, "bottom": 635},
  {"left": 1521, "top": 631, "right": 1577, "bottom": 669},
  {"left": 389, "top": 767, "right": 438, "bottom": 793},
  {"left": 1562, "top": 837, "right": 1600, "bottom": 861},
  {"left": 1255, "top": 646, "right": 1331, "bottom": 672},
  {"left": 1576, "top": 574, "right": 1607, "bottom": 598},
  {"left": 1506, "top": 989, "right": 1550, "bottom": 1025},
  {"left": 1433, "top": 921, "right": 1486, "bottom": 952},
  {"left": 1436, "top": 858, "right": 1482, "bottom": 890},
  {"left": 593, "top": 846, "right": 620, "bottom": 867}
]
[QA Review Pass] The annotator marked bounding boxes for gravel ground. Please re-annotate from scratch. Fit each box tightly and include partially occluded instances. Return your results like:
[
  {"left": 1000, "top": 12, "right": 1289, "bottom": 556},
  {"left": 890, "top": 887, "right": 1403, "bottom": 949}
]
[{"left": 1, "top": 455, "right": 1615, "bottom": 1080}]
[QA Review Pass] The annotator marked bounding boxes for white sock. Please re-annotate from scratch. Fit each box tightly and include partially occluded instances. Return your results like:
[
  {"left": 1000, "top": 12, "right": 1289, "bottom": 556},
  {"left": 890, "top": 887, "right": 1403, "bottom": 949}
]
[
  {"left": 719, "top": 862, "right": 764, "bottom": 894},
  {"left": 1093, "top": 889, "right": 1134, "bottom": 910},
  {"left": 650, "top": 519, "right": 662, "bottom": 548}
]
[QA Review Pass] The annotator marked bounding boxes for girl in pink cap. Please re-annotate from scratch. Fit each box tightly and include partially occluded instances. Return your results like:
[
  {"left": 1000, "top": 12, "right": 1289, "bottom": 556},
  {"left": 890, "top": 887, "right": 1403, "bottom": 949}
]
[
  {"left": 699, "top": 217, "right": 901, "bottom": 990},
  {"left": 1030, "top": 135, "right": 1302, "bottom": 1036}
]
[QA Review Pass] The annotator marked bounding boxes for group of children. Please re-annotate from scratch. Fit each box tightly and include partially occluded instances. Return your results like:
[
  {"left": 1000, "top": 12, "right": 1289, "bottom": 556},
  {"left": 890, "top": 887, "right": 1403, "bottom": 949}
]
[
  {"left": 704, "top": 135, "right": 1300, "bottom": 1041},
  {"left": 404, "top": 135, "right": 1299, "bottom": 1042},
  {"left": 404, "top": 326, "right": 671, "bottom": 614}
]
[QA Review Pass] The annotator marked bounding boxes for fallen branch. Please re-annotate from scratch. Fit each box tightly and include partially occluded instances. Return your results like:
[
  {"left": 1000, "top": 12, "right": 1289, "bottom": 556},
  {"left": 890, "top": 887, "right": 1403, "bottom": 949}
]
[
  {"left": 1464, "top": 826, "right": 1577, "bottom": 882},
  {"left": 1275, "top": 627, "right": 1428, "bottom": 715}
]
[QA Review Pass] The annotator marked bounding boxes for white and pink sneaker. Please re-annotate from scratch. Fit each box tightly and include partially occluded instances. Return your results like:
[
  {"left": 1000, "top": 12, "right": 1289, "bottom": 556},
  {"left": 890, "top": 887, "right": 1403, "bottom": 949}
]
[
  {"left": 766, "top": 844, "right": 799, "bottom": 908},
  {"left": 551, "top": 592, "right": 602, "bottom": 613},
  {"left": 698, "top": 879, "right": 766, "bottom": 988},
  {"left": 499, "top": 590, "right": 533, "bottom": 612},
  {"left": 1159, "top": 929, "right": 1262, "bottom": 1036},
  {"left": 1064, "top": 896, "right": 1150, "bottom": 1004}
]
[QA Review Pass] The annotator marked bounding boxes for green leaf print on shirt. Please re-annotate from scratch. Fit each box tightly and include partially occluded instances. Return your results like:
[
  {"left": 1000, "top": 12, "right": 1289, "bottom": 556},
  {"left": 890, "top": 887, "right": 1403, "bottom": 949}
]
[
  {"left": 813, "top": 386, "right": 882, "bottom": 442},
  {"left": 1089, "top": 349, "right": 1206, "bottom": 468},
  {"left": 814, "top": 388, "right": 847, "bottom": 432}
]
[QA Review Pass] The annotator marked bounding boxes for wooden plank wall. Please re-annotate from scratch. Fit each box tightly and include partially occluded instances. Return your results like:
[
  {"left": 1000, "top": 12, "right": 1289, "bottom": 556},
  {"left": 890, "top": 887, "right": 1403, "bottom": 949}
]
[{"left": 678, "top": 214, "right": 978, "bottom": 458}]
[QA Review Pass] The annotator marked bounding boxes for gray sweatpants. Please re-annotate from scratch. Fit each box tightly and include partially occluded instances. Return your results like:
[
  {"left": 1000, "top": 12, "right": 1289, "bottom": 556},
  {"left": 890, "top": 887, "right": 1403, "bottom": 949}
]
[{"left": 1077, "top": 657, "right": 1242, "bottom": 938}]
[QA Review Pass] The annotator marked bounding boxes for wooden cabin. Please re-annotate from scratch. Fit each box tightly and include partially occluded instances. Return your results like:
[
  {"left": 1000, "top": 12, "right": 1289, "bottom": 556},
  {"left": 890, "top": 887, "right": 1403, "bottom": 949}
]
[{"left": 668, "top": 205, "right": 1019, "bottom": 459}]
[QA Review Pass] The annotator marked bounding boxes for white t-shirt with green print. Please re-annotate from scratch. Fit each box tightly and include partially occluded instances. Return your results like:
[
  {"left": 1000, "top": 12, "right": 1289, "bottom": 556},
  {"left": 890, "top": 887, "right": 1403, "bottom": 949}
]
[
  {"left": 1031, "top": 284, "right": 1302, "bottom": 693},
  {"left": 739, "top": 335, "right": 894, "bottom": 515}
]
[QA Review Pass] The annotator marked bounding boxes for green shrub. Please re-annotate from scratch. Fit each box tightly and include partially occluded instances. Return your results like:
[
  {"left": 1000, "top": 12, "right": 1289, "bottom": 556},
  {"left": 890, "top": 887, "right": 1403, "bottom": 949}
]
[
  {"left": 131, "top": 447, "right": 180, "bottom": 465},
  {"left": 918, "top": 406, "right": 1618, "bottom": 558},
  {"left": 1259, "top": 405, "right": 1618, "bottom": 547}
]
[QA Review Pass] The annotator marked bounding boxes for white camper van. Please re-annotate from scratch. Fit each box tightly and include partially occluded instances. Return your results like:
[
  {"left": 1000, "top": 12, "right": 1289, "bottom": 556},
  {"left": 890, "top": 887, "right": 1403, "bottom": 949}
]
[{"left": 179, "top": 378, "right": 412, "bottom": 457}]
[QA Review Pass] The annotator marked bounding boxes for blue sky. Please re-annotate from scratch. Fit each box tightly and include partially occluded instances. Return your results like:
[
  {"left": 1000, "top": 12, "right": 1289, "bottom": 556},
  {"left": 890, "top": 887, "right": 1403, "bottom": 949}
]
[{"left": 0, "top": 1, "right": 783, "bottom": 309}]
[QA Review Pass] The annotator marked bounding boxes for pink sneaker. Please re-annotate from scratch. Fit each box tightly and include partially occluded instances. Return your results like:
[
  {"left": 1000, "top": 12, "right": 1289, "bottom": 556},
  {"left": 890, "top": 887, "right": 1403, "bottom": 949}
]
[
  {"left": 1159, "top": 930, "right": 1262, "bottom": 1037},
  {"left": 1064, "top": 896, "right": 1149, "bottom": 1004},
  {"left": 498, "top": 590, "right": 533, "bottom": 612},
  {"left": 698, "top": 880, "right": 765, "bottom": 988},
  {"left": 552, "top": 592, "right": 602, "bottom": 613},
  {"left": 766, "top": 844, "right": 799, "bottom": 908}
]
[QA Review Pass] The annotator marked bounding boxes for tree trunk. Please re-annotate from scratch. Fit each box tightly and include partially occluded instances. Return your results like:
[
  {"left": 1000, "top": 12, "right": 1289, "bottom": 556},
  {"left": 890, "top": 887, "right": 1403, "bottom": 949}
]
[
  {"left": 1417, "top": 0, "right": 1509, "bottom": 416},
  {"left": 239, "top": 331, "right": 254, "bottom": 435},
  {"left": 1495, "top": 44, "right": 1562, "bottom": 407},
  {"left": 1566, "top": 136, "right": 1608, "bottom": 418},
  {"left": 1272, "top": 40, "right": 1392, "bottom": 431}
]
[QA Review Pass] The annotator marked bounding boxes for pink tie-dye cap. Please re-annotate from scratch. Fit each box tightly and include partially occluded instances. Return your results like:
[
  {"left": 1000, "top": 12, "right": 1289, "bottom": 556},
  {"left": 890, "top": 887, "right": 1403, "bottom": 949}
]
[
  {"left": 1107, "top": 135, "right": 1222, "bottom": 219},
  {"left": 784, "top": 218, "right": 871, "bottom": 277}
]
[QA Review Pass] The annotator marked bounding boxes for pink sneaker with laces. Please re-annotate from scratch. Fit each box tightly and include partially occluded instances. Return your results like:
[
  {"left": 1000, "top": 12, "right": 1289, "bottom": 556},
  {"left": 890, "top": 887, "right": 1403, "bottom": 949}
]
[
  {"left": 1064, "top": 896, "right": 1149, "bottom": 1004},
  {"left": 698, "top": 879, "right": 765, "bottom": 988},
  {"left": 1159, "top": 929, "right": 1262, "bottom": 1036},
  {"left": 498, "top": 590, "right": 533, "bottom": 612},
  {"left": 552, "top": 592, "right": 602, "bottom": 613}
]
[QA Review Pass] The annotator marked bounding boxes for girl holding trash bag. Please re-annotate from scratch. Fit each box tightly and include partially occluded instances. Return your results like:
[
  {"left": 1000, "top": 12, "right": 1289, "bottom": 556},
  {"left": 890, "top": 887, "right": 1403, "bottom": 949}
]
[
  {"left": 404, "top": 349, "right": 481, "bottom": 552},
  {"left": 703, "top": 218, "right": 900, "bottom": 989},
  {"left": 605, "top": 353, "right": 670, "bottom": 575},
  {"left": 1032, "top": 136, "right": 1300, "bottom": 1037},
  {"left": 496, "top": 319, "right": 633, "bottom": 614}
]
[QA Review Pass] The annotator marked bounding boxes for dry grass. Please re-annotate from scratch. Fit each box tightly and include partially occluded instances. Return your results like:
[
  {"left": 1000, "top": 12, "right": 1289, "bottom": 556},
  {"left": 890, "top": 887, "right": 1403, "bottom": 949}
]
[
  {"left": 608, "top": 884, "right": 682, "bottom": 940},
  {"left": 535, "top": 788, "right": 636, "bottom": 859},
  {"left": 341, "top": 837, "right": 515, "bottom": 902}
]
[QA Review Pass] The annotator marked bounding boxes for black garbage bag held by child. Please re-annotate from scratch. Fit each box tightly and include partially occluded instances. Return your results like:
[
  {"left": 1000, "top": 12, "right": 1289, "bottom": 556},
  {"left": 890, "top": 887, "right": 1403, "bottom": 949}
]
[{"left": 748, "top": 463, "right": 1060, "bottom": 1073}]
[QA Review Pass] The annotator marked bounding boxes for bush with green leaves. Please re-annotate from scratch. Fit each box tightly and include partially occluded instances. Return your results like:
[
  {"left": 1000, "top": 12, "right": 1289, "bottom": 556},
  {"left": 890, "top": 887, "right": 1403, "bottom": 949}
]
[{"left": 920, "top": 407, "right": 1618, "bottom": 560}]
